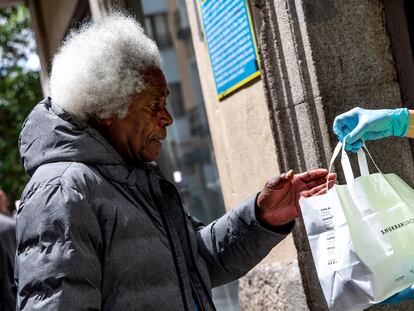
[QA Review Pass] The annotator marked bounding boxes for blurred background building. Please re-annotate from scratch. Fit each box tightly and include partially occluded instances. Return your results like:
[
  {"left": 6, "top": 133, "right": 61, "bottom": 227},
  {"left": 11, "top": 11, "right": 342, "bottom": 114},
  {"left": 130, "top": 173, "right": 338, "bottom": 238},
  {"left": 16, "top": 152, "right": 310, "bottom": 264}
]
[{"left": 1, "top": 0, "right": 414, "bottom": 310}]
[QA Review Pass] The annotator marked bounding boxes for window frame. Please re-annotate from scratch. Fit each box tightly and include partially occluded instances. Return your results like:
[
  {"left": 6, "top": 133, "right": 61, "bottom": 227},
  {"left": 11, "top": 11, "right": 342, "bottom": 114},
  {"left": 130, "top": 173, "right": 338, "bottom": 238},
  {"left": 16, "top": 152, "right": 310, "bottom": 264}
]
[{"left": 144, "top": 13, "right": 173, "bottom": 49}]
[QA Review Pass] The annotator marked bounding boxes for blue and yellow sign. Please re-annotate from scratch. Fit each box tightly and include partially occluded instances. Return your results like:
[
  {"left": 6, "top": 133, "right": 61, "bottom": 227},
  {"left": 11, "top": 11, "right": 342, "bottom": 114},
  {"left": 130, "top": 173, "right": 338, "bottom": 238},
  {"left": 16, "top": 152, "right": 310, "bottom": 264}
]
[{"left": 198, "top": 0, "right": 260, "bottom": 100}]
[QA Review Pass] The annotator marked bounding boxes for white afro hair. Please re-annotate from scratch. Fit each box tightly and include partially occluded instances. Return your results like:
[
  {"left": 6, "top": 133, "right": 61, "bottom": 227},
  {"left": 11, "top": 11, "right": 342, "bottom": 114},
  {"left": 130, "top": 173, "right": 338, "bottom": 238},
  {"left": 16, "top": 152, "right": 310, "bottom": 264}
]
[{"left": 49, "top": 12, "right": 162, "bottom": 120}]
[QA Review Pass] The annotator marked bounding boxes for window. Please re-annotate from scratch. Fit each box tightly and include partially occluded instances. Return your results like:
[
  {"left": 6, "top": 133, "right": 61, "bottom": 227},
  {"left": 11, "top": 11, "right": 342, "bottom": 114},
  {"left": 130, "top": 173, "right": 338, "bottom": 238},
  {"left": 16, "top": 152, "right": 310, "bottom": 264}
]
[
  {"left": 168, "top": 83, "right": 185, "bottom": 118},
  {"left": 144, "top": 14, "right": 172, "bottom": 49}
]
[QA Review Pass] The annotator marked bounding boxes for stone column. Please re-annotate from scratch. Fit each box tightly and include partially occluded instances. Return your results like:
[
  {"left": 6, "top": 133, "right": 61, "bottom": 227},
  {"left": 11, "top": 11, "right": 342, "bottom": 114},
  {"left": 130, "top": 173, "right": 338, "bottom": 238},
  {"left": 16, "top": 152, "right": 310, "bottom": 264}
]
[
  {"left": 27, "top": 0, "right": 83, "bottom": 96},
  {"left": 27, "top": 0, "right": 51, "bottom": 95},
  {"left": 249, "top": 0, "right": 414, "bottom": 310},
  {"left": 88, "top": 0, "right": 126, "bottom": 21}
]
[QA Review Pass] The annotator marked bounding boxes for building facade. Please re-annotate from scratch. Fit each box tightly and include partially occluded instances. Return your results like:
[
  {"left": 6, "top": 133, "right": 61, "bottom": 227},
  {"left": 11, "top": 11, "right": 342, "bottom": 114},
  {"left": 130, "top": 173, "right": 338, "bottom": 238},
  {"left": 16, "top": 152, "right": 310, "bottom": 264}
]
[{"left": 185, "top": 0, "right": 414, "bottom": 310}]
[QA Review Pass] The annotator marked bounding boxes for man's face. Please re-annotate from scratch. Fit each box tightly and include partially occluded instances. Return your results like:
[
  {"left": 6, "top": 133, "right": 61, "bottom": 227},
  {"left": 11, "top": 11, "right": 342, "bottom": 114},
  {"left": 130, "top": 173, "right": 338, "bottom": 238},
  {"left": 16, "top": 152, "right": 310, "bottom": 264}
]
[{"left": 104, "top": 67, "right": 173, "bottom": 163}]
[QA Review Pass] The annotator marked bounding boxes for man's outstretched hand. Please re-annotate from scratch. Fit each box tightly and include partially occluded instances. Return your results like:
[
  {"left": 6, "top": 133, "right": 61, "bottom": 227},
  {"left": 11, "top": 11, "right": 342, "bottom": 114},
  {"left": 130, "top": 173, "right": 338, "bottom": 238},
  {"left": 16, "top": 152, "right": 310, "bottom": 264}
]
[{"left": 256, "top": 169, "right": 336, "bottom": 227}]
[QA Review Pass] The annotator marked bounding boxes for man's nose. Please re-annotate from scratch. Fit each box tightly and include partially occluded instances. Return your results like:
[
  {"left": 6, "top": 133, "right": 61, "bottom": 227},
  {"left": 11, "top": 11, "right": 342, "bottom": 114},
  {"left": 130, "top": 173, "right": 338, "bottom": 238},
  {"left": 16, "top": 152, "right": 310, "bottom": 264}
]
[{"left": 159, "top": 107, "right": 173, "bottom": 127}]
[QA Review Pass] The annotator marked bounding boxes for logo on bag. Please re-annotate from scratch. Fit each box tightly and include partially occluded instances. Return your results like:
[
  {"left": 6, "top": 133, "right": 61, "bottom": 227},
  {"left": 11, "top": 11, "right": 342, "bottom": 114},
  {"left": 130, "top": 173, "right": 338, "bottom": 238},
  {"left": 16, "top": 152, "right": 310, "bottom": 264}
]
[
  {"left": 321, "top": 206, "right": 334, "bottom": 230},
  {"left": 381, "top": 218, "right": 414, "bottom": 235}
]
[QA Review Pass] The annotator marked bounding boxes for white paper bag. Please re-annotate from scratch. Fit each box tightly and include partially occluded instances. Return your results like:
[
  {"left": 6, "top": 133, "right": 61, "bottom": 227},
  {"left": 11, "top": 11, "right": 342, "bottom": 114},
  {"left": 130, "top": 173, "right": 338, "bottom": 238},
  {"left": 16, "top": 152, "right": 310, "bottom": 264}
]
[{"left": 299, "top": 142, "right": 414, "bottom": 311}]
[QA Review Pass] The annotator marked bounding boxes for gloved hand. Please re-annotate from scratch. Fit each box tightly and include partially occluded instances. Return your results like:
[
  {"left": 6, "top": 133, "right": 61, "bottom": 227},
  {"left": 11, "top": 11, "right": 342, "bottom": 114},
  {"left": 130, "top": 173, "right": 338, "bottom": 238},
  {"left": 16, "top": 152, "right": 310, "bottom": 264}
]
[
  {"left": 332, "top": 107, "right": 409, "bottom": 152},
  {"left": 381, "top": 284, "right": 414, "bottom": 304},
  {"left": 256, "top": 169, "right": 336, "bottom": 226}
]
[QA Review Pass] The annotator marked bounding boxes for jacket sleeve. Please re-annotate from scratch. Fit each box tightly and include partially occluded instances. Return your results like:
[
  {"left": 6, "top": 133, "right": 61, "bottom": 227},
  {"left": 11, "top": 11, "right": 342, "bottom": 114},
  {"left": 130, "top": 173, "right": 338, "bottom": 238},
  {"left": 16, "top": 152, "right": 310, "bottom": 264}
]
[
  {"left": 191, "top": 194, "right": 294, "bottom": 287},
  {"left": 15, "top": 183, "right": 102, "bottom": 310}
]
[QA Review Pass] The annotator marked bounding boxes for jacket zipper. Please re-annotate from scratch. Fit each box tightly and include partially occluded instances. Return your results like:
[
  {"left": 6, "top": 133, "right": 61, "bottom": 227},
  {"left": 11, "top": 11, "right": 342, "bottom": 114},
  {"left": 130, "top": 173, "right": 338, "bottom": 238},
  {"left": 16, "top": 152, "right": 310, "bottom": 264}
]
[
  {"left": 146, "top": 171, "right": 190, "bottom": 311},
  {"left": 169, "top": 182, "right": 217, "bottom": 311},
  {"left": 191, "top": 279, "right": 204, "bottom": 311}
]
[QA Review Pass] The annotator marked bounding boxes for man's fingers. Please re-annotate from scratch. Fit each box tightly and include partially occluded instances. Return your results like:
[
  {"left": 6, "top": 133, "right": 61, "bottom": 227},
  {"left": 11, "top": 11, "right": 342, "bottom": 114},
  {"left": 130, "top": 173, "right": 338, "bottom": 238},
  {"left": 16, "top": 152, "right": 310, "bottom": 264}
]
[
  {"left": 301, "top": 180, "right": 335, "bottom": 197},
  {"left": 327, "top": 173, "right": 336, "bottom": 182},
  {"left": 301, "top": 183, "right": 323, "bottom": 197},
  {"left": 296, "top": 169, "right": 328, "bottom": 182},
  {"left": 314, "top": 180, "right": 335, "bottom": 196},
  {"left": 257, "top": 170, "right": 295, "bottom": 211},
  {"left": 304, "top": 176, "right": 328, "bottom": 190},
  {"left": 303, "top": 172, "right": 336, "bottom": 189},
  {"left": 264, "top": 170, "right": 294, "bottom": 191}
]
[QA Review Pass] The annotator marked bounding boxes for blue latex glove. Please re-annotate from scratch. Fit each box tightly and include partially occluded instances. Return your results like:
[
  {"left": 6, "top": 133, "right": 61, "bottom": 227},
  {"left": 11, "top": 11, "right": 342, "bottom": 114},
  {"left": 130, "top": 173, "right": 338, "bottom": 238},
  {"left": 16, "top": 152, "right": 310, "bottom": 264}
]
[
  {"left": 332, "top": 107, "right": 409, "bottom": 152},
  {"left": 381, "top": 284, "right": 414, "bottom": 304}
]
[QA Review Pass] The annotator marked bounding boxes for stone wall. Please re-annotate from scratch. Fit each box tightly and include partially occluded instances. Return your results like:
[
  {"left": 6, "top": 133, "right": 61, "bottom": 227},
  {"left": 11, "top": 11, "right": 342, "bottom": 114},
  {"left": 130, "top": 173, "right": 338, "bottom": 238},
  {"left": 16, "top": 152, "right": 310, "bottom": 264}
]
[
  {"left": 239, "top": 261, "right": 309, "bottom": 311},
  {"left": 242, "top": 0, "right": 414, "bottom": 310}
]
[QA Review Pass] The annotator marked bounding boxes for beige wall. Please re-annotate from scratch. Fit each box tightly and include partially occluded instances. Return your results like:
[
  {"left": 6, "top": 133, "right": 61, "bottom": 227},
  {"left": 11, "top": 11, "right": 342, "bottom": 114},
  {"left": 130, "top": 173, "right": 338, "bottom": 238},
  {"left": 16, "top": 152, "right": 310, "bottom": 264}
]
[{"left": 185, "top": 0, "right": 297, "bottom": 264}]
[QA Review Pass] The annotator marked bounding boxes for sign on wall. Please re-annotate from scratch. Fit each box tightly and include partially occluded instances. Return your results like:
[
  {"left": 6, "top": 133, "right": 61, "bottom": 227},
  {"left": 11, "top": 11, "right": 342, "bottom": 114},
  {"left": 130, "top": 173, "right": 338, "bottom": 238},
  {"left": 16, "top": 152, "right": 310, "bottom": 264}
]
[{"left": 198, "top": 0, "right": 260, "bottom": 100}]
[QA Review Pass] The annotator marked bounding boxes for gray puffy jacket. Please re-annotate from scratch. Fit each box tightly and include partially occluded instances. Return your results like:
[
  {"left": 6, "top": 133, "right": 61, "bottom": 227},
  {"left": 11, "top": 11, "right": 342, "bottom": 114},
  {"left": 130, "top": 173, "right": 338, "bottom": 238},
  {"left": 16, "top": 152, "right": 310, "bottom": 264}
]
[{"left": 16, "top": 98, "right": 293, "bottom": 310}]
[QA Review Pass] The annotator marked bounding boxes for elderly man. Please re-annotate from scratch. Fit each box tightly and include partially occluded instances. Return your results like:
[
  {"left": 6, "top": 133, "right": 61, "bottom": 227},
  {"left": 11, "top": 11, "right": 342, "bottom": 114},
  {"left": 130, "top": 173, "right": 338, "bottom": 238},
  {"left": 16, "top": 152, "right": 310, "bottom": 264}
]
[{"left": 16, "top": 13, "right": 335, "bottom": 311}]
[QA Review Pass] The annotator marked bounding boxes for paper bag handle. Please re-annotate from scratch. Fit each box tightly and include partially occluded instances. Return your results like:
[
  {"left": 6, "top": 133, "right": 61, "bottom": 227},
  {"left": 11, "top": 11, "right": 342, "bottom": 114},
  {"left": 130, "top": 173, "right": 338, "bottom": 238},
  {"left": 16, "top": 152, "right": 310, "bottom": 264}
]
[
  {"left": 326, "top": 141, "right": 344, "bottom": 190},
  {"left": 358, "top": 144, "right": 382, "bottom": 176},
  {"left": 340, "top": 139, "right": 355, "bottom": 184},
  {"left": 357, "top": 148, "right": 369, "bottom": 176},
  {"left": 327, "top": 138, "right": 382, "bottom": 188}
]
